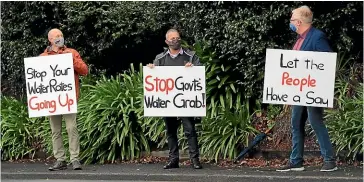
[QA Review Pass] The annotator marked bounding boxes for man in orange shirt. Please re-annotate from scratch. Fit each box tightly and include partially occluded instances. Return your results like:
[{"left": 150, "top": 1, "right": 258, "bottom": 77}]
[{"left": 40, "top": 28, "right": 88, "bottom": 171}]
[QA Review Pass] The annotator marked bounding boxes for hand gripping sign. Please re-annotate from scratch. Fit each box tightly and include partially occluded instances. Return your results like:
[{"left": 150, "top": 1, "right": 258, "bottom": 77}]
[{"left": 143, "top": 66, "right": 206, "bottom": 117}]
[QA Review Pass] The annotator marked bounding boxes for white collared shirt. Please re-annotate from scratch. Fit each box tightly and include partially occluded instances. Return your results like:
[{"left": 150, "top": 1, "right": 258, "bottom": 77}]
[{"left": 167, "top": 48, "right": 183, "bottom": 58}]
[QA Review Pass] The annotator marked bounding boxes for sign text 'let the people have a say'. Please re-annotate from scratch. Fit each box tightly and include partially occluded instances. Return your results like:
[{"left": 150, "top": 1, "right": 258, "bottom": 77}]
[{"left": 263, "top": 49, "right": 337, "bottom": 108}]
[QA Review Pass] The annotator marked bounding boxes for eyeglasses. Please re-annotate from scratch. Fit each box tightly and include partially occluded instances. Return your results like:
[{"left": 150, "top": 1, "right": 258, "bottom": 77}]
[{"left": 169, "top": 37, "right": 181, "bottom": 41}]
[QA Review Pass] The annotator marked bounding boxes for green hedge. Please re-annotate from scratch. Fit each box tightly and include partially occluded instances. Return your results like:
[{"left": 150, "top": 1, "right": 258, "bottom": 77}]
[{"left": 1, "top": 1, "right": 362, "bottom": 100}]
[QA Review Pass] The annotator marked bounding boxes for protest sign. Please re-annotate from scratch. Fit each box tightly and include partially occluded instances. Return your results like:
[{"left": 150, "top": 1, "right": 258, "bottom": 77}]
[
  {"left": 24, "top": 53, "right": 77, "bottom": 118},
  {"left": 143, "top": 66, "right": 206, "bottom": 117},
  {"left": 263, "top": 49, "right": 337, "bottom": 108}
]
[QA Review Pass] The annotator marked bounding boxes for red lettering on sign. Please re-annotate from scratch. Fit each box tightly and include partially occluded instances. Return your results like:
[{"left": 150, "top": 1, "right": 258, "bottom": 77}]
[
  {"left": 281, "top": 72, "right": 316, "bottom": 92},
  {"left": 59, "top": 93, "right": 74, "bottom": 111},
  {"left": 28, "top": 96, "right": 57, "bottom": 113},
  {"left": 144, "top": 75, "right": 175, "bottom": 95}
]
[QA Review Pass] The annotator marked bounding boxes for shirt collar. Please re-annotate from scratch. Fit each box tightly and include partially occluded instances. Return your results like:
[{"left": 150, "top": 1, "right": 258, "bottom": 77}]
[
  {"left": 299, "top": 27, "right": 311, "bottom": 39},
  {"left": 167, "top": 48, "right": 183, "bottom": 58},
  {"left": 46, "top": 45, "right": 67, "bottom": 53}
]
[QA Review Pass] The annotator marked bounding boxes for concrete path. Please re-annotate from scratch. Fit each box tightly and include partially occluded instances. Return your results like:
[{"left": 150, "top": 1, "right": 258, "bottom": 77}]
[{"left": 2, "top": 162, "right": 363, "bottom": 182}]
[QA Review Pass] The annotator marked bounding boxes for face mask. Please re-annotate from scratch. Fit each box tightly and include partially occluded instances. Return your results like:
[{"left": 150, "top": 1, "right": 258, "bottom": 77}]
[
  {"left": 289, "top": 23, "right": 297, "bottom": 32},
  {"left": 54, "top": 37, "right": 64, "bottom": 47},
  {"left": 167, "top": 39, "right": 181, "bottom": 50}
]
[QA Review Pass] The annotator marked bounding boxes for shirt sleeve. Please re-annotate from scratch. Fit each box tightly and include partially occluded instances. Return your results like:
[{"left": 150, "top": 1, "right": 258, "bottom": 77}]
[
  {"left": 192, "top": 55, "right": 202, "bottom": 66},
  {"left": 71, "top": 50, "right": 88, "bottom": 76}
]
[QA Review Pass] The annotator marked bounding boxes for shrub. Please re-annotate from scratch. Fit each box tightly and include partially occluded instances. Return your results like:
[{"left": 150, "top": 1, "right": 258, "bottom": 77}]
[
  {"left": 325, "top": 65, "right": 363, "bottom": 159},
  {"left": 1, "top": 96, "right": 40, "bottom": 160},
  {"left": 186, "top": 41, "right": 245, "bottom": 118},
  {"left": 199, "top": 103, "right": 259, "bottom": 162},
  {"left": 77, "top": 63, "right": 151, "bottom": 164},
  {"left": 2, "top": 1, "right": 362, "bottom": 100},
  {"left": 0, "top": 96, "right": 53, "bottom": 160}
]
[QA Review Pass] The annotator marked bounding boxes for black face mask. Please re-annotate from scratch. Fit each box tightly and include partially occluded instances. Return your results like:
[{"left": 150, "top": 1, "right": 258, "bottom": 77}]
[{"left": 167, "top": 39, "right": 181, "bottom": 50}]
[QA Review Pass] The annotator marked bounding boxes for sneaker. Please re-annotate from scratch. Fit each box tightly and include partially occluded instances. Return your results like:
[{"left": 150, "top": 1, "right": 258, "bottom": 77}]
[
  {"left": 48, "top": 161, "right": 67, "bottom": 171},
  {"left": 72, "top": 160, "right": 82, "bottom": 170},
  {"left": 320, "top": 162, "right": 338, "bottom": 172},
  {"left": 276, "top": 162, "right": 305, "bottom": 172}
]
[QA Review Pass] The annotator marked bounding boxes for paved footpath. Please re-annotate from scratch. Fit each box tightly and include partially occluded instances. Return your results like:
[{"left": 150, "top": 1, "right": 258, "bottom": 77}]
[{"left": 1, "top": 162, "right": 363, "bottom": 182}]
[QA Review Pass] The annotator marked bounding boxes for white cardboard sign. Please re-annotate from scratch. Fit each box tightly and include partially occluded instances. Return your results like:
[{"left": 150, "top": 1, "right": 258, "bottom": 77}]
[
  {"left": 24, "top": 53, "right": 77, "bottom": 117},
  {"left": 143, "top": 66, "right": 206, "bottom": 117},
  {"left": 263, "top": 49, "right": 337, "bottom": 108}
]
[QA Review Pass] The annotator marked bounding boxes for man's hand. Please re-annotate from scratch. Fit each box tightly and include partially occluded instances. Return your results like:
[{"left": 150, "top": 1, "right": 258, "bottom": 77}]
[
  {"left": 147, "top": 63, "right": 155, "bottom": 68},
  {"left": 185, "top": 62, "right": 193, "bottom": 67}
]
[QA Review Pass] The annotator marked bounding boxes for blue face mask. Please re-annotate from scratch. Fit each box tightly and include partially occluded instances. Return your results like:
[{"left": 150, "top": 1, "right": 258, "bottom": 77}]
[{"left": 289, "top": 23, "right": 297, "bottom": 32}]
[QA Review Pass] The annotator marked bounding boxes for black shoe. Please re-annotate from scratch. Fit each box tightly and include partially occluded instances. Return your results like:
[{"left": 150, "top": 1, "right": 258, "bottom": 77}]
[
  {"left": 163, "top": 160, "right": 179, "bottom": 169},
  {"left": 276, "top": 162, "right": 304, "bottom": 172},
  {"left": 320, "top": 162, "right": 338, "bottom": 172},
  {"left": 48, "top": 161, "right": 67, "bottom": 171},
  {"left": 191, "top": 158, "right": 202, "bottom": 169},
  {"left": 72, "top": 160, "right": 82, "bottom": 170}
]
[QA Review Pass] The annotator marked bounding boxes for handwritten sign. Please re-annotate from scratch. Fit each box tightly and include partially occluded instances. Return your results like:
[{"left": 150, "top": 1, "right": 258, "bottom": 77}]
[
  {"left": 263, "top": 49, "right": 337, "bottom": 108},
  {"left": 24, "top": 53, "right": 77, "bottom": 118},
  {"left": 143, "top": 66, "right": 206, "bottom": 117}
]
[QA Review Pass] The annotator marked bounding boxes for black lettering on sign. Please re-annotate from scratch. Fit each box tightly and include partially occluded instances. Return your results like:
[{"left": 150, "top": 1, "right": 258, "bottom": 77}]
[
  {"left": 49, "top": 79, "right": 73, "bottom": 93},
  {"left": 293, "top": 95, "right": 301, "bottom": 102},
  {"left": 50, "top": 64, "right": 71, "bottom": 77},
  {"left": 27, "top": 68, "right": 47, "bottom": 81},
  {"left": 265, "top": 87, "right": 288, "bottom": 102},
  {"left": 144, "top": 96, "right": 170, "bottom": 108},
  {"left": 306, "top": 91, "right": 328, "bottom": 107},
  {"left": 280, "top": 53, "right": 299, "bottom": 68},
  {"left": 175, "top": 77, "right": 203, "bottom": 91},
  {"left": 27, "top": 82, "right": 50, "bottom": 94},
  {"left": 305, "top": 59, "right": 324, "bottom": 70},
  {"left": 173, "top": 93, "right": 203, "bottom": 108}
]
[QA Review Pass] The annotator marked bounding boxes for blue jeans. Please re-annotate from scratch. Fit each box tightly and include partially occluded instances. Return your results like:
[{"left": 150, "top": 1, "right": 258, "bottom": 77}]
[{"left": 290, "top": 106, "right": 335, "bottom": 165}]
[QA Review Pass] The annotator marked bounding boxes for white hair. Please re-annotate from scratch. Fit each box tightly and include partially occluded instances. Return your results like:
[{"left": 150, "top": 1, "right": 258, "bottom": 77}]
[{"left": 292, "top": 5, "right": 313, "bottom": 24}]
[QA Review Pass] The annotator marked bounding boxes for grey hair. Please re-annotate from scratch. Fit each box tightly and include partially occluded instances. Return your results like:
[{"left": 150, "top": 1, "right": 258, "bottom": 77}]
[
  {"left": 165, "top": 29, "right": 180, "bottom": 39},
  {"left": 292, "top": 5, "right": 313, "bottom": 24}
]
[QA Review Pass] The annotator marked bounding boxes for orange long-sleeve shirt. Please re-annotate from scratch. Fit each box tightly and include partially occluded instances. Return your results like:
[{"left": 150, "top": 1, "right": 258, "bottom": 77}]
[{"left": 40, "top": 46, "right": 88, "bottom": 99}]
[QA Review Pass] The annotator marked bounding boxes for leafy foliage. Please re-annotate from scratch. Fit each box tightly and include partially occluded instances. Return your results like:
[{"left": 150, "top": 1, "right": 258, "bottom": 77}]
[
  {"left": 199, "top": 103, "right": 259, "bottom": 162},
  {"left": 2, "top": 1, "right": 362, "bottom": 100},
  {"left": 325, "top": 62, "right": 363, "bottom": 159},
  {"left": 0, "top": 96, "right": 73, "bottom": 161},
  {"left": 186, "top": 41, "right": 244, "bottom": 118},
  {"left": 1, "top": 97, "right": 39, "bottom": 160},
  {"left": 0, "top": 97, "right": 47, "bottom": 160},
  {"left": 77, "top": 64, "right": 151, "bottom": 164}
]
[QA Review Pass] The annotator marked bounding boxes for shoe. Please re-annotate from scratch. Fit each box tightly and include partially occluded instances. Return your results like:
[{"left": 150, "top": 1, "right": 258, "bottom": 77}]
[
  {"left": 276, "top": 162, "right": 304, "bottom": 172},
  {"left": 72, "top": 160, "right": 82, "bottom": 170},
  {"left": 320, "top": 162, "right": 338, "bottom": 172},
  {"left": 163, "top": 160, "right": 179, "bottom": 169},
  {"left": 48, "top": 161, "right": 67, "bottom": 171},
  {"left": 191, "top": 158, "right": 202, "bottom": 169}
]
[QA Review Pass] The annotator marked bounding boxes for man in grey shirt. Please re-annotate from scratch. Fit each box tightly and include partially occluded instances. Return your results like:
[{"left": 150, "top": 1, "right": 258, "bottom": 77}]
[{"left": 147, "top": 29, "right": 202, "bottom": 169}]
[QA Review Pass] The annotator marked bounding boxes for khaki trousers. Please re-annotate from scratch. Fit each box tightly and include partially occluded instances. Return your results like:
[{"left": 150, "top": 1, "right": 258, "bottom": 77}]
[{"left": 49, "top": 113, "right": 80, "bottom": 162}]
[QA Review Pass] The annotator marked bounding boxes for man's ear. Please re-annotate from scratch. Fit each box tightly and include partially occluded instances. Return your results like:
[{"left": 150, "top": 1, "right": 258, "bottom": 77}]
[{"left": 165, "top": 40, "right": 169, "bottom": 45}]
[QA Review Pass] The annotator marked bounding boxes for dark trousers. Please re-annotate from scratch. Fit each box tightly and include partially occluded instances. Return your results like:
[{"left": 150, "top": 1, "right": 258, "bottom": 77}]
[
  {"left": 290, "top": 106, "right": 335, "bottom": 165},
  {"left": 164, "top": 117, "right": 200, "bottom": 161}
]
